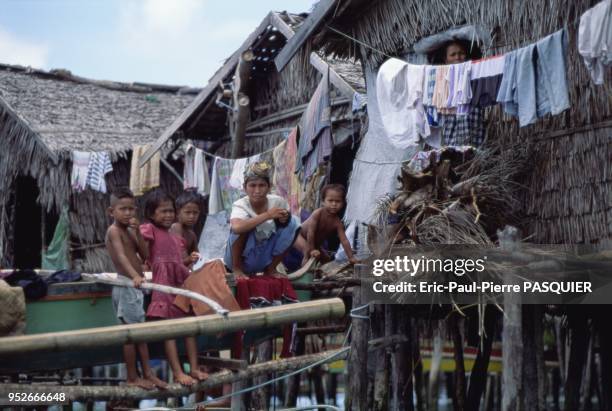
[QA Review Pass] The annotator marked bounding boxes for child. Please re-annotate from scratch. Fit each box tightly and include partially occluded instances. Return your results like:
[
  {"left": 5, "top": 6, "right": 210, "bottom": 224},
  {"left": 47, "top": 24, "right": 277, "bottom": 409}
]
[
  {"left": 105, "top": 187, "right": 167, "bottom": 390},
  {"left": 170, "top": 191, "right": 201, "bottom": 269},
  {"left": 141, "top": 189, "right": 208, "bottom": 385},
  {"left": 300, "top": 184, "right": 358, "bottom": 265},
  {"left": 224, "top": 161, "right": 308, "bottom": 278}
]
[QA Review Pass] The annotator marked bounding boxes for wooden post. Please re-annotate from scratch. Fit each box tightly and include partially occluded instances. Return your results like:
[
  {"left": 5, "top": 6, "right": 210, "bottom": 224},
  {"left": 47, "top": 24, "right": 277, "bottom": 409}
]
[
  {"left": 450, "top": 312, "right": 466, "bottom": 411},
  {"left": 392, "top": 305, "right": 413, "bottom": 411},
  {"left": 284, "top": 332, "right": 305, "bottom": 406},
  {"left": 499, "top": 226, "right": 522, "bottom": 411},
  {"left": 564, "top": 310, "right": 589, "bottom": 411},
  {"left": 466, "top": 306, "right": 498, "bottom": 411},
  {"left": 230, "top": 50, "right": 254, "bottom": 159},
  {"left": 347, "top": 264, "right": 368, "bottom": 410},
  {"left": 371, "top": 304, "right": 389, "bottom": 411},
  {"left": 428, "top": 322, "right": 444, "bottom": 411},
  {"left": 251, "top": 339, "right": 272, "bottom": 410}
]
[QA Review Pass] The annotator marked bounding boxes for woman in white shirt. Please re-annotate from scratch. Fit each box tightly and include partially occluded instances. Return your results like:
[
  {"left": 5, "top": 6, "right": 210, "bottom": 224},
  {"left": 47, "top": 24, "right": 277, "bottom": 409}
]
[{"left": 223, "top": 161, "right": 307, "bottom": 278}]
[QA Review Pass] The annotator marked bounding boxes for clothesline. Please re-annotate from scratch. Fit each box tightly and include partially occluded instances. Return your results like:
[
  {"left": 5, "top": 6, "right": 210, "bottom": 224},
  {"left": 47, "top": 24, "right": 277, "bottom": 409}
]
[{"left": 187, "top": 142, "right": 279, "bottom": 162}]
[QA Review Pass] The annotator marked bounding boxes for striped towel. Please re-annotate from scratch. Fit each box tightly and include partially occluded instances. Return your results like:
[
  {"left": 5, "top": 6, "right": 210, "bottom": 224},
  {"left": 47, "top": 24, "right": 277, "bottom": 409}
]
[{"left": 86, "top": 152, "right": 113, "bottom": 193}]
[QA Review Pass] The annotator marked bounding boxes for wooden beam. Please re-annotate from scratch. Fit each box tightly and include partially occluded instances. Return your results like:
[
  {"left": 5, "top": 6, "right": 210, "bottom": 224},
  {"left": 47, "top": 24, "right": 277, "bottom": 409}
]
[
  {"left": 270, "top": 11, "right": 356, "bottom": 100},
  {"left": 274, "top": 0, "right": 337, "bottom": 72},
  {"left": 310, "top": 52, "right": 356, "bottom": 100},
  {"left": 0, "top": 349, "right": 349, "bottom": 402},
  {"left": 138, "top": 12, "right": 275, "bottom": 168},
  {"left": 230, "top": 92, "right": 250, "bottom": 159},
  {"left": 0, "top": 298, "right": 345, "bottom": 355}
]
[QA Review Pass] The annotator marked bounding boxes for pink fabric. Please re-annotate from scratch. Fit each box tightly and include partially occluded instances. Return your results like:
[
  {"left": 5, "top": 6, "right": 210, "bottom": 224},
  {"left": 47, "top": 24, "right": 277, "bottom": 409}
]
[{"left": 140, "top": 223, "right": 191, "bottom": 319}]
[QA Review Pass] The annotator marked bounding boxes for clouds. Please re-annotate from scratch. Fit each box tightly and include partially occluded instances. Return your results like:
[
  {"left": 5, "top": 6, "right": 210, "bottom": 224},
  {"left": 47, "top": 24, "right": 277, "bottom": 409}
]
[{"left": 0, "top": 27, "right": 48, "bottom": 68}]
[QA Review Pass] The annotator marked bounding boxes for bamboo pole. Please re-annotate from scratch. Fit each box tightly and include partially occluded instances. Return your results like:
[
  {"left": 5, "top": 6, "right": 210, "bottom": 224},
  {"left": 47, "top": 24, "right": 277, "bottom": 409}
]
[
  {"left": 0, "top": 298, "right": 345, "bottom": 356},
  {"left": 0, "top": 349, "right": 349, "bottom": 402}
]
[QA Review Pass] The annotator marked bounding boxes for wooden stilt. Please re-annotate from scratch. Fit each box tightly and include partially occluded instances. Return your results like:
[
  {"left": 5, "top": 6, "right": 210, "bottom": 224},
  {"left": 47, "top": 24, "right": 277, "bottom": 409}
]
[
  {"left": 564, "top": 311, "right": 589, "bottom": 411},
  {"left": 284, "top": 332, "right": 305, "bottom": 406},
  {"left": 428, "top": 322, "right": 443, "bottom": 411},
  {"left": 392, "top": 306, "right": 414, "bottom": 411},
  {"left": 371, "top": 304, "right": 389, "bottom": 411},
  {"left": 450, "top": 312, "right": 466, "bottom": 411},
  {"left": 251, "top": 339, "right": 272, "bottom": 410},
  {"left": 466, "top": 305, "right": 497, "bottom": 411},
  {"left": 346, "top": 264, "right": 369, "bottom": 410}
]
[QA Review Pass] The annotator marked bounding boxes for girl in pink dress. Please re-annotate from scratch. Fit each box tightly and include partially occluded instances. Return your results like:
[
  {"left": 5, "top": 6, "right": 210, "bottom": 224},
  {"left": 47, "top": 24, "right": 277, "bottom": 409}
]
[{"left": 141, "top": 189, "right": 208, "bottom": 386}]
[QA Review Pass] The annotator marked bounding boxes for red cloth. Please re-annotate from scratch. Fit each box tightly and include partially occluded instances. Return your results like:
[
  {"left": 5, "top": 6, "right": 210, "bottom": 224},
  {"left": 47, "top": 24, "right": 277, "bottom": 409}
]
[
  {"left": 140, "top": 223, "right": 190, "bottom": 319},
  {"left": 234, "top": 275, "right": 298, "bottom": 358}
]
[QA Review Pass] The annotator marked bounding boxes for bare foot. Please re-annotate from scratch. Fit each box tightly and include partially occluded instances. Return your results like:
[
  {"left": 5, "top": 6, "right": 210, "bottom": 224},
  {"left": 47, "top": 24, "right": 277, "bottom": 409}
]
[
  {"left": 174, "top": 372, "right": 196, "bottom": 386},
  {"left": 126, "top": 377, "right": 155, "bottom": 390},
  {"left": 144, "top": 373, "right": 168, "bottom": 389},
  {"left": 190, "top": 369, "right": 209, "bottom": 381}
]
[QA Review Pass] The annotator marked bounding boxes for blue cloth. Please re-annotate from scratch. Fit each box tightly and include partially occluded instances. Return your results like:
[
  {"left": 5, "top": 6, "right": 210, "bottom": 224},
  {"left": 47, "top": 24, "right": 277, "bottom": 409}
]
[
  {"left": 497, "top": 29, "right": 570, "bottom": 127},
  {"left": 535, "top": 29, "right": 570, "bottom": 117},
  {"left": 224, "top": 216, "right": 301, "bottom": 274}
]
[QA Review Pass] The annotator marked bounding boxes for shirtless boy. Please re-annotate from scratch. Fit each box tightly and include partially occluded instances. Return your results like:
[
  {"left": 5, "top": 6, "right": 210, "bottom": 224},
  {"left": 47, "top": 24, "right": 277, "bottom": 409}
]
[
  {"left": 170, "top": 191, "right": 201, "bottom": 268},
  {"left": 105, "top": 187, "right": 166, "bottom": 390},
  {"left": 300, "top": 184, "right": 358, "bottom": 265}
]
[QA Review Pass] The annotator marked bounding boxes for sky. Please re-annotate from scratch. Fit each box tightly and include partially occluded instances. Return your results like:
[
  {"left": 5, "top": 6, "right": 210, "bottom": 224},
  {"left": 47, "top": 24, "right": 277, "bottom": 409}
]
[{"left": 0, "top": 0, "right": 315, "bottom": 87}]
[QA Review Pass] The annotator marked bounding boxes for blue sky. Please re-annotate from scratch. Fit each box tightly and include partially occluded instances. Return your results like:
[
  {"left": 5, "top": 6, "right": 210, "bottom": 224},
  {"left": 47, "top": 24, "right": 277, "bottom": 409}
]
[{"left": 0, "top": 0, "right": 315, "bottom": 86}]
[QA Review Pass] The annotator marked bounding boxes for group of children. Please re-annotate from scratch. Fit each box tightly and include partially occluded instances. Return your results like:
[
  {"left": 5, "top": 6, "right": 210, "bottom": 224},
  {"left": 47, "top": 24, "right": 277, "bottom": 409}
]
[{"left": 104, "top": 161, "right": 357, "bottom": 389}]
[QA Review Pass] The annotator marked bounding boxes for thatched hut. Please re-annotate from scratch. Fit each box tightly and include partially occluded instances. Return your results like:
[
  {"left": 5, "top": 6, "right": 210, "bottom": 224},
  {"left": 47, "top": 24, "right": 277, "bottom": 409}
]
[
  {"left": 275, "top": 1, "right": 612, "bottom": 410},
  {"left": 140, "top": 11, "right": 365, "bottom": 185},
  {"left": 279, "top": 0, "right": 611, "bottom": 246},
  {"left": 0, "top": 64, "right": 197, "bottom": 271}
]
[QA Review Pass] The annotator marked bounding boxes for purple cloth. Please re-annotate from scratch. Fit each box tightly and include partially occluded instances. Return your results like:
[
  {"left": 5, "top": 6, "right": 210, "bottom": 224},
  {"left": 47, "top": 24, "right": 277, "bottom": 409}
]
[{"left": 296, "top": 69, "right": 333, "bottom": 181}]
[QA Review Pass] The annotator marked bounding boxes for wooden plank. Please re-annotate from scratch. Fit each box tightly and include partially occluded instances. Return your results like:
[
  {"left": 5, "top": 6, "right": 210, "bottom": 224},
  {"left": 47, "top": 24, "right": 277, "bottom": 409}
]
[
  {"left": 310, "top": 52, "right": 356, "bottom": 100},
  {"left": 270, "top": 12, "right": 356, "bottom": 100},
  {"left": 138, "top": 13, "right": 274, "bottom": 168},
  {"left": 274, "top": 0, "right": 337, "bottom": 72}
]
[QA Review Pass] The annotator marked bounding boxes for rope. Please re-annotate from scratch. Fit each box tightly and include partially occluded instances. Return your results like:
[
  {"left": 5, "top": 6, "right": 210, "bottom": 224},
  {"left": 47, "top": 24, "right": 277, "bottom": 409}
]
[
  {"left": 326, "top": 25, "right": 394, "bottom": 59},
  {"left": 350, "top": 303, "right": 371, "bottom": 320}
]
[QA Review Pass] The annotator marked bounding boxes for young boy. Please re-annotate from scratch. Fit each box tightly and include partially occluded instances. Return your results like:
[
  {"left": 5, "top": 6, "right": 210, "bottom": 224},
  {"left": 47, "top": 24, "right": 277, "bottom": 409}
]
[
  {"left": 300, "top": 184, "right": 358, "bottom": 265},
  {"left": 105, "top": 187, "right": 167, "bottom": 389},
  {"left": 170, "top": 191, "right": 201, "bottom": 268}
]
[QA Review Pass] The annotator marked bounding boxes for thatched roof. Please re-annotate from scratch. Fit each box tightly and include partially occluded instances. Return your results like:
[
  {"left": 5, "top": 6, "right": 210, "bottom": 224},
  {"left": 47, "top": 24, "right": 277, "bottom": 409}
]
[
  {"left": 0, "top": 63, "right": 197, "bottom": 154},
  {"left": 138, "top": 10, "right": 365, "bottom": 166},
  {"left": 285, "top": 0, "right": 612, "bottom": 245}
]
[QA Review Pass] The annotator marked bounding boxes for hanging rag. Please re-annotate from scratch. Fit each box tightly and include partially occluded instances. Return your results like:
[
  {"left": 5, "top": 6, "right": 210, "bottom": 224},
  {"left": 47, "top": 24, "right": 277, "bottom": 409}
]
[
  {"left": 272, "top": 128, "right": 301, "bottom": 215},
  {"left": 130, "top": 145, "right": 160, "bottom": 196},
  {"left": 197, "top": 211, "right": 231, "bottom": 262},
  {"left": 535, "top": 29, "right": 570, "bottom": 117},
  {"left": 208, "top": 157, "right": 244, "bottom": 215},
  {"left": 41, "top": 207, "right": 70, "bottom": 271},
  {"left": 296, "top": 69, "right": 333, "bottom": 181},
  {"left": 183, "top": 145, "right": 211, "bottom": 195},
  {"left": 376, "top": 58, "right": 430, "bottom": 148},
  {"left": 470, "top": 55, "right": 505, "bottom": 107},
  {"left": 70, "top": 151, "right": 91, "bottom": 192},
  {"left": 86, "top": 152, "right": 113, "bottom": 193},
  {"left": 578, "top": 0, "right": 612, "bottom": 85}
]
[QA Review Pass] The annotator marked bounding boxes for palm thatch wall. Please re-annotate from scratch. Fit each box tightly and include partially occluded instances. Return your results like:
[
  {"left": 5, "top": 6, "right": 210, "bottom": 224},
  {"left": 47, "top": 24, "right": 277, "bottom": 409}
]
[
  {"left": 315, "top": 0, "right": 611, "bottom": 244},
  {"left": 0, "top": 64, "right": 196, "bottom": 269}
]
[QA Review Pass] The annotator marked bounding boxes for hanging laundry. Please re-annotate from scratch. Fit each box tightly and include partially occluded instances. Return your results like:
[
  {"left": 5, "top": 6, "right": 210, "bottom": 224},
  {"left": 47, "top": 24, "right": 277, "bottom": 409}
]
[
  {"left": 439, "top": 107, "right": 485, "bottom": 147},
  {"left": 86, "top": 152, "right": 113, "bottom": 193},
  {"left": 579, "top": 0, "right": 612, "bottom": 85},
  {"left": 300, "top": 164, "right": 327, "bottom": 213},
  {"left": 183, "top": 145, "right": 210, "bottom": 195},
  {"left": 497, "top": 29, "right": 569, "bottom": 127},
  {"left": 41, "top": 207, "right": 70, "bottom": 271},
  {"left": 470, "top": 55, "right": 505, "bottom": 107},
  {"left": 208, "top": 158, "right": 242, "bottom": 215},
  {"left": 432, "top": 65, "right": 452, "bottom": 113},
  {"left": 536, "top": 29, "right": 571, "bottom": 116},
  {"left": 376, "top": 58, "right": 430, "bottom": 149},
  {"left": 296, "top": 69, "right": 333, "bottom": 180},
  {"left": 197, "top": 211, "right": 230, "bottom": 262},
  {"left": 228, "top": 158, "right": 249, "bottom": 189},
  {"left": 130, "top": 145, "right": 160, "bottom": 196},
  {"left": 71, "top": 151, "right": 91, "bottom": 192},
  {"left": 447, "top": 61, "right": 472, "bottom": 115},
  {"left": 352, "top": 92, "right": 367, "bottom": 112},
  {"left": 272, "top": 128, "right": 301, "bottom": 215}
]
